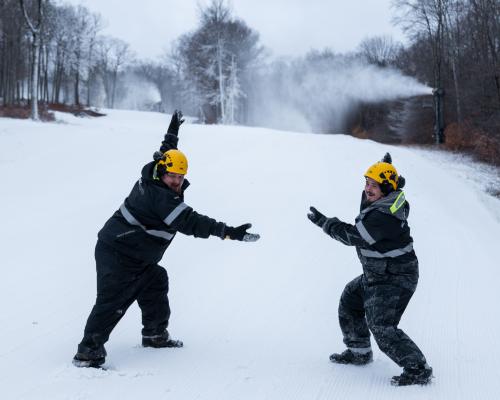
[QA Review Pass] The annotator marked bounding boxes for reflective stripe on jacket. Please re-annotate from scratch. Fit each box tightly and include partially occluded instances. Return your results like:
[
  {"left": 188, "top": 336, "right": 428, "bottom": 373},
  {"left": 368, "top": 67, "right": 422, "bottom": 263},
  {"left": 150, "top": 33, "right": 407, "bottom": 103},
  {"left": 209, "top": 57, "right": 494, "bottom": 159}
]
[
  {"left": 98, "top": 161, "right": 224, "bottom": 264},
  {"left": 323, "top": 190, "right": 416, "bottom": 261}
]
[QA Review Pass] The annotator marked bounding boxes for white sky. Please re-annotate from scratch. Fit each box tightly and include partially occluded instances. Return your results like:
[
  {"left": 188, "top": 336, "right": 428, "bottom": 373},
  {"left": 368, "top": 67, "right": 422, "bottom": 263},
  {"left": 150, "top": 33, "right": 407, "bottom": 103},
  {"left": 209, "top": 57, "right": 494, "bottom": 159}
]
[{"left": 59, "top": 0, "right": 406, "bottom": 60}]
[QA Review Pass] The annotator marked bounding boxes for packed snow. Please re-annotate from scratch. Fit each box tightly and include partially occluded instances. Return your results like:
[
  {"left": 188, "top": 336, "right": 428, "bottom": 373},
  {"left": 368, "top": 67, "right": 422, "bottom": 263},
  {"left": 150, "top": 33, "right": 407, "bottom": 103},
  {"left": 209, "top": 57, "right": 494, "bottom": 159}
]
[{"left": 0, "top": 110, "right": 499, "bottom": 399}]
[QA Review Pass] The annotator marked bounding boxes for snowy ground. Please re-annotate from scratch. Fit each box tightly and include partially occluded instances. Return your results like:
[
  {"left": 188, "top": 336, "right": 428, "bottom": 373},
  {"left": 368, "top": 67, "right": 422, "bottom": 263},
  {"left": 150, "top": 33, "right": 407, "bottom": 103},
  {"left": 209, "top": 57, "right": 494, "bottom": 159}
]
[{"left": 1, "top": 110, "right": 499, "bottom": 399}]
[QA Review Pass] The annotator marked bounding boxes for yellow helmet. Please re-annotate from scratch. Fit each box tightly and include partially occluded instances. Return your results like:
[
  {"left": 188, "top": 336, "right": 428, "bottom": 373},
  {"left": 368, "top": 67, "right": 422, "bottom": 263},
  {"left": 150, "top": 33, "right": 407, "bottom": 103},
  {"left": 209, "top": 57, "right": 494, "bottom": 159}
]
[
  {"left": 364, "top": 161, "right": 399, "bottom": 191},
  {"left": 157, "top": 149, "right": 188, "bottom": 175}
]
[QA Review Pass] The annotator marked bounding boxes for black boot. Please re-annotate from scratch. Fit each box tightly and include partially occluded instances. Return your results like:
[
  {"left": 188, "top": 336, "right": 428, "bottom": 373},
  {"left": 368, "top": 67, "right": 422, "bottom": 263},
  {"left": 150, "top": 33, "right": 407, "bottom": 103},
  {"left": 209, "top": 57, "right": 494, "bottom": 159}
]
[
  {"left": 329, "top": 349, "right": 373, "bottom": 365},
  {"left": 391, "top": 364, "right": 433, "bottom": 386},
  {"left": 142, "top": 331, "right": 183, "bottom": 348},
  {"left": 72, "top": 345, "right": 107, "bottom": 368}
]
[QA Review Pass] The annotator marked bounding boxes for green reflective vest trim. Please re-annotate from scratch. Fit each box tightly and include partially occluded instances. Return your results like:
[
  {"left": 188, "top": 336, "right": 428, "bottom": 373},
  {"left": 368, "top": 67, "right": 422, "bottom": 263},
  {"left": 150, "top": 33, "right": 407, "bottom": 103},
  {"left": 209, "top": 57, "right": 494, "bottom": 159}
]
[
  {"left": 390, "top": 191, "right": 406, "bottom": 214},
  {"left": 153, "top": 164, "right": 160, "bottom": 180}
]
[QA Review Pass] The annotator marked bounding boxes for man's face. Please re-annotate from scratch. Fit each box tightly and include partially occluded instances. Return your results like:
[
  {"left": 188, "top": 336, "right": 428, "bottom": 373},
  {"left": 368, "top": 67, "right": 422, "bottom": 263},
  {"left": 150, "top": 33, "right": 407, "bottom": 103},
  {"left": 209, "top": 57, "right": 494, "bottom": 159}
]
[
  {"left": 161, "top": 172, "right": 185, "bottom": 194},
  {"left": 364, "top": 177, "right": 384, "bottom": 203}
]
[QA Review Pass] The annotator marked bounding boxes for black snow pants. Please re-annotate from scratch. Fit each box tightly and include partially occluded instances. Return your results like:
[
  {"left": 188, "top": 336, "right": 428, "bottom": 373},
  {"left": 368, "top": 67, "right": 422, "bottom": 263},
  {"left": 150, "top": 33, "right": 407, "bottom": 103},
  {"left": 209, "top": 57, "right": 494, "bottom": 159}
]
[
  {"left": 77, "top": 240, "right": 170, "bottom": 357},
  {"left": 338, "top": 274, "right": 427, "bottom": 368}
]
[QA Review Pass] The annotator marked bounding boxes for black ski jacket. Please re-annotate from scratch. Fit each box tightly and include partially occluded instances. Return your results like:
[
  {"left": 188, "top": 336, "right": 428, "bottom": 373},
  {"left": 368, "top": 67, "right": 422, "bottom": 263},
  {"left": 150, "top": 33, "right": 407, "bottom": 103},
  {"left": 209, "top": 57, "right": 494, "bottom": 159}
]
[
  {"left": 97, "top": 135, "right": 225, "bottom": 266},
  {"left": 323, "top": 190, "right": 418, "bottom": 287}
]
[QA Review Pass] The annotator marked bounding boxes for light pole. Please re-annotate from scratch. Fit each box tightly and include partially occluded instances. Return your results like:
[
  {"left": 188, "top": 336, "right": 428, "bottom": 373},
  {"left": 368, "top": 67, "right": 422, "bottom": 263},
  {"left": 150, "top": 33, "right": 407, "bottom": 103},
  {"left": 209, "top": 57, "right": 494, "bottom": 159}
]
[{"left": 433, "top": 88, "right": 445, "bottom": 144}]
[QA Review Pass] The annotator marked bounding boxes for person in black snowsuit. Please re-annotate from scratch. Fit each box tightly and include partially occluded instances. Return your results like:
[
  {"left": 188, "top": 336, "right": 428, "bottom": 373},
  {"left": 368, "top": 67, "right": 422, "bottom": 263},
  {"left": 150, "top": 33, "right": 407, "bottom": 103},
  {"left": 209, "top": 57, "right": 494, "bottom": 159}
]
[
  {"left": 307, "top": 153, "right": 433, "bottom": 386},
  {"left": 73, "top": 110, "right": 260, "bottom": 368}
]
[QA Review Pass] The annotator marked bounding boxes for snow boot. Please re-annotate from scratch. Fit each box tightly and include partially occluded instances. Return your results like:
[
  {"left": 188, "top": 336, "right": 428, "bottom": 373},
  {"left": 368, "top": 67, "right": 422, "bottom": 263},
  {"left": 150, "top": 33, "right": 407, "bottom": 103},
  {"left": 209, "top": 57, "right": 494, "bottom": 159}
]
[
  {"left": 329, "top": 349, "right": 373, "bottom": 365},
  {"left": 72, "top": 344, "right": 106, "bottom": 368},
  {"left": 142, "top": 331, "right": 183, "bottom": 348},
  {"left": 391, "top": 364, "right": 433, "bottom": 386},
  {"left": 73, "top": 354, "right": 106, "bottom": 368}
]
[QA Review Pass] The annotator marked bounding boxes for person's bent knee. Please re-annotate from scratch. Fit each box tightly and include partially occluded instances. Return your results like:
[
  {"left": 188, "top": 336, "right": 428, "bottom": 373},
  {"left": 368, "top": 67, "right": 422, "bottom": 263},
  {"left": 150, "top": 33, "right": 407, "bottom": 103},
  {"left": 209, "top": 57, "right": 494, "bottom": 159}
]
[{"left": 151, "top": 265, "right": 169, "bottom": 290}]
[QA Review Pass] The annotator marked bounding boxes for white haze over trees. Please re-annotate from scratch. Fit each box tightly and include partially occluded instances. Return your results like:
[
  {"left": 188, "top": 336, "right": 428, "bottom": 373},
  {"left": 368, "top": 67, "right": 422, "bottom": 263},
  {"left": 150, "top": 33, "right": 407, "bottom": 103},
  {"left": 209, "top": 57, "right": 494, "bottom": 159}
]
[
  {"left": 128, "top": 1, "right": 431, "bottom": 133},
  {"left": 172, "top": 1, "right": 263, "bottom": 125}
]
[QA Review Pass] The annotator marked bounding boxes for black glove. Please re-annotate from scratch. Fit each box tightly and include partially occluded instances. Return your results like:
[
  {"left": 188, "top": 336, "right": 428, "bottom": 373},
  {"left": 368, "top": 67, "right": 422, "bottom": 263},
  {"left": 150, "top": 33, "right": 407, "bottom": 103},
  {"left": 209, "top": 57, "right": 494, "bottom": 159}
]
[
  {"left": 382, "top": 152, "right": 392, "bottom": 163},
  {"left": 167, "top": 110, "right": 185, "bottom": 136},
  {"left": 325, "top": 216, "right": 342, "bottom": 229},
  {"left": 224, "top": 223, "right": 260, "bottom": 242},
  {"left": 307, "top": 206, "right": 327, "bottom": 227}
]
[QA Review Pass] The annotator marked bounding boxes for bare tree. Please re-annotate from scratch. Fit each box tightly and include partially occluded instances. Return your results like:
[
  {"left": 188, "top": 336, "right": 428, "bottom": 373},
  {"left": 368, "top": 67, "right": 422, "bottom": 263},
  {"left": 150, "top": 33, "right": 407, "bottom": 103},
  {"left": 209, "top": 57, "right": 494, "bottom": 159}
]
[
  {"left": 443, "top": 0, "right": 465, "bottom": 123},
  {"left": 469, "top": 0, "right": 500, "bottom": 107},
  {"left": 174, "top": 0, "right": 262, "bottom": 123},
  {"left": 1, "top": 1, "right": 26, "bottom": 105},
  {"left": 359, "top": 35, "right": 402, "bottom": 67},
  {"left": 225, "top": 54, "right": 244, "bottom": 123},
  {"left": 393, "top": 0, "right": 448, "bottom": 143},
  {"left": 85, "top": 12, "right": 102, "bottom": 106},
  {"left": 72, "top": 6, "right": 90, "bottom": 106},
  {"left": 19, "top": 0, "right": 44, "bottom": 120},
  {"left": 97, "top": 37, "right": 131, "bottom": 108},
  {"left": 50, "top": 4, "right": 74, "bottom": 104}
]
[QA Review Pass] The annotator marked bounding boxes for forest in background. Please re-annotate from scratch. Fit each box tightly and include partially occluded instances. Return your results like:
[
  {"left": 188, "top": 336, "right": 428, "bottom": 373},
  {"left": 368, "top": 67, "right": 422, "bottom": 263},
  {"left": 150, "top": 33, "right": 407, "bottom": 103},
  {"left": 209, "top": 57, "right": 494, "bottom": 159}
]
[{"left": 1, "top": 0, "right": 499, "bottom": 165}]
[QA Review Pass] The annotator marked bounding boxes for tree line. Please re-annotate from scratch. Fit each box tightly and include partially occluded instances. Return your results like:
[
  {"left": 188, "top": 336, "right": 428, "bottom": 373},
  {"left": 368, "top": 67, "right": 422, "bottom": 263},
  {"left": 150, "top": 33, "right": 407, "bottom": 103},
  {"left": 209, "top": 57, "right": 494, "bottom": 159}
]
[
  {"left": 1, "top": 0, "right": 498, "bottom": 164},
  {"left": 392, "top": 0, "right": 500, "bottom": 163},
  {"left": 0, "top": 0, "right": 262, "bottom": 124},
  {"left": 0, "top": 0, "right": 131, "bottom": 118}
]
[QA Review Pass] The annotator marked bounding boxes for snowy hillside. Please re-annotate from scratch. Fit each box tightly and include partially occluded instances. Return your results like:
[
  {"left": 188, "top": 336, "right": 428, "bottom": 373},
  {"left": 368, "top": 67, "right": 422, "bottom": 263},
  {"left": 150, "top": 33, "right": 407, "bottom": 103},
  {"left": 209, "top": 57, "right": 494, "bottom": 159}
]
[{"left": 1, "top": 110, "right": 499, "bottom": 399}]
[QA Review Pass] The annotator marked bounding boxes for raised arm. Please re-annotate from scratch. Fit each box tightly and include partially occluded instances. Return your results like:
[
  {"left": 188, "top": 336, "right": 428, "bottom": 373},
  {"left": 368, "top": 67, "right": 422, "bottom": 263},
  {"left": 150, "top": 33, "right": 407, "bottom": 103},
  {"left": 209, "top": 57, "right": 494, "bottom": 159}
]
[{"left": 153, "top": 110, "right": 185, "bottom": 163}]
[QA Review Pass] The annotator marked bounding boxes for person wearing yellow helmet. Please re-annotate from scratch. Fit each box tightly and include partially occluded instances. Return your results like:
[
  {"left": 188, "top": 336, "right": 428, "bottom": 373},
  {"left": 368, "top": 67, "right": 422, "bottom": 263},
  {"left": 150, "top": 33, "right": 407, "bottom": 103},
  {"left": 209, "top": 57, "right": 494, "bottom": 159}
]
[
  {"left": 364, "top": 161, "right": 399, "bottom": 197},
  {"left": 73, "top": 110, "right": 260, "bottom": 369},
  {"left": 155, "top": 149, "right": 188, "bottom": 194},
  {"left": 307, "top": 153, "right": 432, "bottom": 386}
]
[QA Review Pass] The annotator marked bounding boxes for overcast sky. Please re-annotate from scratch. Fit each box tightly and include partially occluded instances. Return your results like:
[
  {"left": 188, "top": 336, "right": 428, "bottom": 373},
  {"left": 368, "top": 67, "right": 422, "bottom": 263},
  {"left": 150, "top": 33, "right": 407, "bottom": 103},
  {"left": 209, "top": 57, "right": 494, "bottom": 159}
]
[{"left": 60, "top": 0, "right": 406, "bottom": 60}]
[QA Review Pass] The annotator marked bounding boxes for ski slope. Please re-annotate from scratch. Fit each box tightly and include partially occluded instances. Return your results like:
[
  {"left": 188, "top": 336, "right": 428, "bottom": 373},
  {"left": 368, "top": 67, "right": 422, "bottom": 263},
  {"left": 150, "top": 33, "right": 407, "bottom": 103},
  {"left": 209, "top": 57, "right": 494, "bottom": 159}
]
[{"left": 1, "top": 110, "right": 499, "bottom": 399}]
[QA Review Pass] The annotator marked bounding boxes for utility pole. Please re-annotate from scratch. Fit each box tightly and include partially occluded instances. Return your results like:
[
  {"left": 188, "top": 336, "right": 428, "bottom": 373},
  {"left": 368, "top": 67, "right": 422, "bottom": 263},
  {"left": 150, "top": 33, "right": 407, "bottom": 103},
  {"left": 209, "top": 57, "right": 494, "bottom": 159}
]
[{"left": 433, "top": 88, "right": 445, "bottom": 144}]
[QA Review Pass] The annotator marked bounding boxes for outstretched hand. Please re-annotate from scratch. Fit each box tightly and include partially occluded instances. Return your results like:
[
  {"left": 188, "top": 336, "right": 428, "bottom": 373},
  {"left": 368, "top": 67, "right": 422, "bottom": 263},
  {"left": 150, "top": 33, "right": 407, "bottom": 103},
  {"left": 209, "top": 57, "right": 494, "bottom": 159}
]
[
  {"left": 224, "top": 223, "right": 260, "bottom": 242},
  {"left": 307, "top": 206, "right": 327, "bottom": 228},
  {"left": 167, "top": 110, "right": 185, "bottom": 136}
]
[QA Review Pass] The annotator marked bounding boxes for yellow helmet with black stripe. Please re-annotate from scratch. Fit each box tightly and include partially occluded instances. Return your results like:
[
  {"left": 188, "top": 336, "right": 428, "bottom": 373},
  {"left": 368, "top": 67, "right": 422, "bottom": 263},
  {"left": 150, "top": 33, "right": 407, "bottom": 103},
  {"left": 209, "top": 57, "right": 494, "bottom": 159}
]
[
  {"left": 157, "top": 149, "right": 188, "bottom": 176},
  {"left": 364, "top": 161, "right": 399, "bottom": 192}
]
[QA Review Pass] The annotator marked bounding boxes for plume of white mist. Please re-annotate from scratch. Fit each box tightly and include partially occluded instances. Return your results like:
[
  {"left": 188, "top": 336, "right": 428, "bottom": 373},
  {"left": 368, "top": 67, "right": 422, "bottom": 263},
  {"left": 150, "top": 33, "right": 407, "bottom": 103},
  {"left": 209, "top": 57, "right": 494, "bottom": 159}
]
[
  {"left": 305, "top": 62, "right": 432, "bottom": 103},
  {"left": 115, "top": 73, "right": 162, "bottom": 111},
  {"left": 252, "top": 99, "right": 313, "bottom": 133},
  {"left": 249, "top": 56, "right": 432, "bottom": 134}
]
